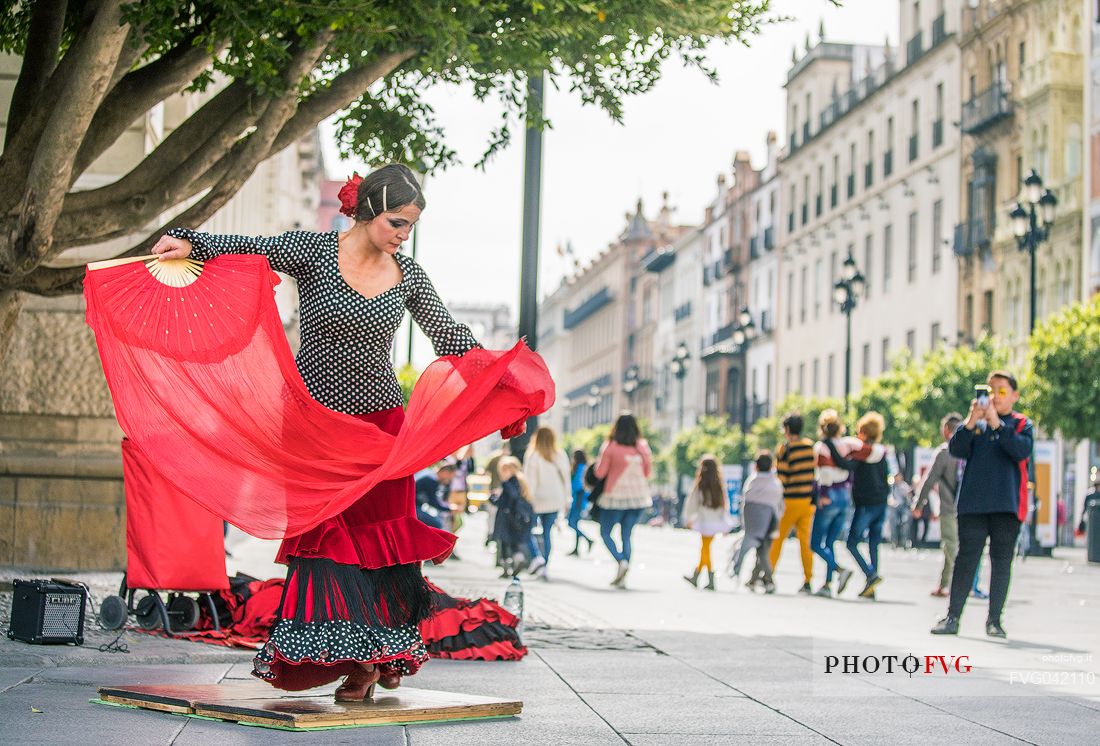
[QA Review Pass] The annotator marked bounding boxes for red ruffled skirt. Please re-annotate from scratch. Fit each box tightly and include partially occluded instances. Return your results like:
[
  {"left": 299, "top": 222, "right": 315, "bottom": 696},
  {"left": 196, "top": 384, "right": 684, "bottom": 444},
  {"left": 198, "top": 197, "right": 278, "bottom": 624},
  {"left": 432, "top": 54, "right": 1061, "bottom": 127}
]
[
  {"left": 253, "top": 406, "right": 454, "bottom": 690},
  {"left": 420, "top": 580, "right": 527, "bottom": 661}
]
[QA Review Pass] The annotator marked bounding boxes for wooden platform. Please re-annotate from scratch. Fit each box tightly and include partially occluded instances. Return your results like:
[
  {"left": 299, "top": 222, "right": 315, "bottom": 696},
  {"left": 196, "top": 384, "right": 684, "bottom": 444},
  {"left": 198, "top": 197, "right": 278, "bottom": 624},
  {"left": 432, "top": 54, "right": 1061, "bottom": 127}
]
[{"left": 97, "top": 683, "right": 522, "bottom": 729}]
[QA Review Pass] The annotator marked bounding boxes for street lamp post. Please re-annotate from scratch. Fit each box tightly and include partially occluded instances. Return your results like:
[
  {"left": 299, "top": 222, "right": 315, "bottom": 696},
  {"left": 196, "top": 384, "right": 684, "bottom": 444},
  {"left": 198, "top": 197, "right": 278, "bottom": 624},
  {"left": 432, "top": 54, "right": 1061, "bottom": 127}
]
[
  {"left": 1009, "top": 169, "right": 1058, "bottom": 334},
  {"left": 669, "top": 343, "right": 690, "bottom": 433},
  {"left": 1009, "top": 169, "right": 1057, "bottom": 559},
  {"left": 732, "top": 306, "right": 757, "bottom": 430},
  {"left": 833, "top": 254, "right": 866, "bottom": 414},
  {"left": 622, "top": 364, "right": 640, "bottom": 411}
]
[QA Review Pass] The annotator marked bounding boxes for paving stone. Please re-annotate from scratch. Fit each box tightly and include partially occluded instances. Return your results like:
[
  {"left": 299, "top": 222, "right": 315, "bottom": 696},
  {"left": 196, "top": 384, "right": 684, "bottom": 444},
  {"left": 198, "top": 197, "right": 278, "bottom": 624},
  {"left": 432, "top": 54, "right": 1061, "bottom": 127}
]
[{"left": 582, "top": 693, "right": 811, "bottom": 736}]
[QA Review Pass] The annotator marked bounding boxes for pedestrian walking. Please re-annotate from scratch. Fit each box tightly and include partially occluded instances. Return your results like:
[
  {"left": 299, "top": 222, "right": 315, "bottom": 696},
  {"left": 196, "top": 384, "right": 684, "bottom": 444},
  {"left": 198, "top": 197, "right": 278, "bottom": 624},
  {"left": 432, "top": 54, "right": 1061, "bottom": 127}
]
[
  {"left": 731, "top": 451, "right": 784, "bottom": 593},
  {"left": 769, "top": 413, "right": 817, "bottom": 593},
  {"left": 932, "top": 371, "right": 1033, "bottom": 639},
  {"left": 810, "top": 409, "right": 857, "bottom": 597},
  {"left": 494, "top": 456, "right": 535, "bottom": 578},
  {"left": 914, "top": 413, "right": 963, "bottom": 597},
  {"left": 824, "top": 412, "right": 891, "bottom": 599},
  {"left": 415, "top": 461, "right": 456, "bottom": 530},
  {"left": 682, "top": 455, "right": 732, "bottom": 591},
  {"left": 567, "top": 450, "right": 595, "bottom": 555},
  {"left": 523, "top": 426, "right": 572, "bottom": 581},
  {"left": 484, "top": 442, "right": 511, "bottom": 554},
  {"left": 594, "top": 414, "right": 653, "bottom": 588}
]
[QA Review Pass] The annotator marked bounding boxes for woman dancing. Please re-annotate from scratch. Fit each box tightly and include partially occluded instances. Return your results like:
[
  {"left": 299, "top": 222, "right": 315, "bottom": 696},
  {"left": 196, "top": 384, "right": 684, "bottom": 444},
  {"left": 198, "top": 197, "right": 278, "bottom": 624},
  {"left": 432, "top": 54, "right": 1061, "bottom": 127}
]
[{"left": 153, "top": 164, "right": 482, "bottom": 701}]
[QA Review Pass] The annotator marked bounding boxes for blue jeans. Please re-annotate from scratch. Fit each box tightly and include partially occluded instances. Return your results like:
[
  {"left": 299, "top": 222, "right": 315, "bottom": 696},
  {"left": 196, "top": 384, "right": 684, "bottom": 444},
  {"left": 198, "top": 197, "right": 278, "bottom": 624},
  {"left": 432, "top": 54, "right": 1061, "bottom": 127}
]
[
  {"left": 810, "top": 485, "right": 850, "bottom": 583},
  {"left": 568, "top": 491, "right": 591, "bottom": 541},
  {"left": 528, "top": 511, "right": 558, "bottom": 563},
  {"left": 846, "top": 503, "right": 887, "bottom": 579},
  {"left": 598, "top": 508, "right": 643, "bottom": 562}
]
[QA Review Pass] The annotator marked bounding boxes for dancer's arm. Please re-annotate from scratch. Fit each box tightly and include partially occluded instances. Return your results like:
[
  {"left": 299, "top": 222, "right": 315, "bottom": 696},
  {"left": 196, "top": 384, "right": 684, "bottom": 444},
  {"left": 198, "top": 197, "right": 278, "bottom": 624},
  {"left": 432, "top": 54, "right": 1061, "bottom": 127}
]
[
  {"left": 157, "top": 229, "right": 319, "bottom": 277},
  {"left": 405, "top": 261, "right": 480, "bottom": 356}
]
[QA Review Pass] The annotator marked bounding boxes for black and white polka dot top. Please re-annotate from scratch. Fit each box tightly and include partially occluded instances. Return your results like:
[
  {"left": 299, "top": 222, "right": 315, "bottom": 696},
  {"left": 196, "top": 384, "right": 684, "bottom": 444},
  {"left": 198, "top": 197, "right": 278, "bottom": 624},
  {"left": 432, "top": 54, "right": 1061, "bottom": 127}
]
[{"left": 166, "top": 228, "right": 479, "bottom": 415}]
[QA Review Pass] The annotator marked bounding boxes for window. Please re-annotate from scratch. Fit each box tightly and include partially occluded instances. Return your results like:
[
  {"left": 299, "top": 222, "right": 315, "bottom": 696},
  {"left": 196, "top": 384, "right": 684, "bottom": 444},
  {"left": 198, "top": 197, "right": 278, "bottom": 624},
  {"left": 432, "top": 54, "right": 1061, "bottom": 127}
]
[
  {"left": 848, "top": 142, "right": 857, "bottom": 197},
  {"left": 906, "top": 329, "right": 916, "bottom": 355},
  {"left": 968, "top": 74, "right": 976, "bottom": 99},
  {"left": 865, "top": 130, "right": 875, "bottom": 187},
  {"left": 785, "top": 366, "right": 792, "bottom": 396},
  {"left": 829, "top": 250, "right": 838, "bottom": 313},
  {"left": 862, "top": 343, "right": 872, "bottom": 378},
  {"left": 881, "top": 337, "right": 890, "bottom": 373},
  {"left": 1019, "top": 41, "right": 1026, "bottom": 69},
  {"left": 932, "top": 200, "right": 943, "bottom": 274},
  {"left": 802, "top": 175, "right": 810, "bottom": 225},
  {"left": 933, "top": 83, "right": 944, "bottom": 148},
  {"left": 885, "top": 117, "right": 895, "bottom": 176},
  {"left": 787, "top": 271, "right": 794, "bottom": 327},
  {"left": 816, "top": 165, "right": 824, "bottom": 216},
  {"left": 907, "top": 211, "right": 918, "bottom": 283},
  {"left": 800, "top": 265, "right": 808, "bottom": 323},
  {"left": 883, "top": 224, "right": 893, "bottom": 292},
  {"left": 964, "top": 294, "right": 974, "bottom": 338},
  {"left": 863, "top": 234, "right": 873, "bottom": 299},
  {"left": 931, "top": 322, "right": 941, "bottom": 349},
  {"left": 909, "top": 99, "right": 920, "bottom": 161},
  {"left": 798, "top": 362, "right": 805, "bottom": 394},
  {"left": 982, "top": 290, "right": 994, "bottom": 332},
  {"left": 831, "top": 154, "right": 840, "bottom": 207},
  {"left": 814, "top": 258, "right": 823, "bottom": 318},
  {"left": 827, "top": 354, "right": 835, "bottom": 396},
  {"left": 812, "top": 358, "right": 820, "bottom": 394}
]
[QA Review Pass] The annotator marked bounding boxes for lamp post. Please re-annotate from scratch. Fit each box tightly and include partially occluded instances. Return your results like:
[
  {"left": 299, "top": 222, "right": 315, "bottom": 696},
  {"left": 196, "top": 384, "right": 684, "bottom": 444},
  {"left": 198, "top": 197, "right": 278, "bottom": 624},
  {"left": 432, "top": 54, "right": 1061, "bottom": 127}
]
[
  {"left": 1009, "top": 169, "right": 1057, "bottom": 559},
  {"left": 832, "top": 254, "right": 866, "bottom": 413},
  {"left": 731, "top": 306, "right": 757, "bottom": 430},
  {"left": 586, "top": 384, "right": 601, "bottom": 429},
  {"left": 622, "top": 364, "right": 640, "bottom": 410},
  {"left": 1009, "top": 169, "right": 1058, "bottom": 334},
  {"left": 669, "top": 342, "right": 690, "bottom": 433}
]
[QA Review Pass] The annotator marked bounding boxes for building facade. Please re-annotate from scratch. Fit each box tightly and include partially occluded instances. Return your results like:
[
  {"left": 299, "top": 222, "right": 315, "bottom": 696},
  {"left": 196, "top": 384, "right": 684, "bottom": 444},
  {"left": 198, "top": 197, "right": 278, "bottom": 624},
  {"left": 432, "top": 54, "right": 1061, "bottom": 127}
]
[
  {"left": 777, "top": 4, "right": 961, "bottom": 402},
  {"left": 956, "top": 0, "right": 1084, "bottom": 359},
  {"left": 746, "top": 133, "right": 781, "bottom": 421}
]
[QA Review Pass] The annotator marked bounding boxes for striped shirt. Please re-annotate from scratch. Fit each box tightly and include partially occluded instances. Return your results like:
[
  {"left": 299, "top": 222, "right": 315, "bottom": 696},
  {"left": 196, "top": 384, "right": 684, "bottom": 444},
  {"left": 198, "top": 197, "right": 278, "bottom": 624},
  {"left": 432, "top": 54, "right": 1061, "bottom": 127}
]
[{"left": 776, "top": 437, "right": 816, "bottom": 500}]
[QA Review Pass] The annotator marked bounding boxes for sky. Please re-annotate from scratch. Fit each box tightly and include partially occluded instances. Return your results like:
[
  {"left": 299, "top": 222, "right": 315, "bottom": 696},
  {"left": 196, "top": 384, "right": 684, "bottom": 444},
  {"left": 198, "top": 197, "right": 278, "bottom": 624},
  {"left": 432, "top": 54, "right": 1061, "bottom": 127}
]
[{"left": 320, "top": 0, "right": 899, "bottom": 364}]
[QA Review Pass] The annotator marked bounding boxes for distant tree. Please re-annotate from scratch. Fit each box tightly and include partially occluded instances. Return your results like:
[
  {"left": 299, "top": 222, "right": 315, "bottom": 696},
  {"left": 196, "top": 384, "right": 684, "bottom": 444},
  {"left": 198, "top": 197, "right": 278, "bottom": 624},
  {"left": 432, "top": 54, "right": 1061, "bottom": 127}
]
[{"left": 1027, "top": 299, "right": 1100, "bottom": 443}]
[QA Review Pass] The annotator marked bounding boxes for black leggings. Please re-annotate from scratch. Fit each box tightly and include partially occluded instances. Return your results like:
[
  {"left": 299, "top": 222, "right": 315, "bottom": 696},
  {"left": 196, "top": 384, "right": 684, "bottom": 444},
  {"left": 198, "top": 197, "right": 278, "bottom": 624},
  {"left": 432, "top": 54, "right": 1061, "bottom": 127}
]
[{"left": 948, "top": 512, "right": 1020, "bottom": 624}]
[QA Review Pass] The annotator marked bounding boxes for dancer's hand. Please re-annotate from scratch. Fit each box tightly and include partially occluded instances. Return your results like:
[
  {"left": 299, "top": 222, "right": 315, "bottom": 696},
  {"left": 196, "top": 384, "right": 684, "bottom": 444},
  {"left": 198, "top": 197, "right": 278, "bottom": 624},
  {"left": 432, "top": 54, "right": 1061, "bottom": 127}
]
[{"left": 152, "top": 235, "right": 192, "bottom": 261}]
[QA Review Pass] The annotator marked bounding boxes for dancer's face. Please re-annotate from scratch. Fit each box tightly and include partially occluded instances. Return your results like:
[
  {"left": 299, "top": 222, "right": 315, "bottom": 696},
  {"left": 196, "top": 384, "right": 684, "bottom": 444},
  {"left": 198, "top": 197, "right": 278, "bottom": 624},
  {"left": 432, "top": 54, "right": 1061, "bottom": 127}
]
[{"left": 367, "top": 204, "right": 421, "bottom": 254}]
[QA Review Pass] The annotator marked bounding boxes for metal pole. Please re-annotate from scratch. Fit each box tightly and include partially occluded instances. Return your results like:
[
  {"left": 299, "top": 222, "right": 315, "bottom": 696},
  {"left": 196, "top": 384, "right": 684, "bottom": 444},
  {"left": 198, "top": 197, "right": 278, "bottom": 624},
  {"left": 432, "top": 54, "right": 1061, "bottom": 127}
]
[
  {"left": 844, "top": 304, "right": 852, "bottom": 414},
  {"left": 510, "top": 71, "right": 545, "bottom": 461},
  {"left": 1028, "top": 211, "right": 1038, "bottom": 334}
]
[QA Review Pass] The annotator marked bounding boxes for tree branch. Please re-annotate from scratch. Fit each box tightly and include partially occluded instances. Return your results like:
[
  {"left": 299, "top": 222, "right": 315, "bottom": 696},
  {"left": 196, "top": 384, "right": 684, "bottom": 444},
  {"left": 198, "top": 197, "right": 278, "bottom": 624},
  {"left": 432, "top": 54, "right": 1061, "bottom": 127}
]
[
  {"left": 6, "top": 0, "right": 68, "bottom": 146},
  {"left": 55, "top": 47, "right": 416, "bottom": 250},
  {"left": 8, "top": 0, "right": 130, "bottom": 274},
  {"left": 107, "top": 22, "right": 150, "bottom": 92},
  {"left": 73, "top": 34, "right": 224, "bottom": 177}
]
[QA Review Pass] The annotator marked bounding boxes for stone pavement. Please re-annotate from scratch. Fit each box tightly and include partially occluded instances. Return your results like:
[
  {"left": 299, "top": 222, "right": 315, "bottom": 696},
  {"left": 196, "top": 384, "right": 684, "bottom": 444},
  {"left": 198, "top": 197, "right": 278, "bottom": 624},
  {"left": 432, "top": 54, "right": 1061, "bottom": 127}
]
[{"left": 2, "top": 512, "right": 1099, "bottom": 744}]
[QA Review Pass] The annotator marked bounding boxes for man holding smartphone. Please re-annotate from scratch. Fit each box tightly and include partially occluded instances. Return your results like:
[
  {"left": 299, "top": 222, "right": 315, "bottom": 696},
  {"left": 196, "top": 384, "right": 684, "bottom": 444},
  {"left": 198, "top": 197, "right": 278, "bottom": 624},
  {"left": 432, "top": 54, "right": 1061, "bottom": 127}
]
[{"left": 931, "top": 371, "right": 1033, "bottom": 638}]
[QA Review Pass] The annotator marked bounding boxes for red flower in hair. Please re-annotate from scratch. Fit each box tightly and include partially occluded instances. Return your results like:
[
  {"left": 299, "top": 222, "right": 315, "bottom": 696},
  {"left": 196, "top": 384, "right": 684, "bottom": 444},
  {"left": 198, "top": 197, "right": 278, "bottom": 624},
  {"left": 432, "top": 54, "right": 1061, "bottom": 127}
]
[{"left": 337, "top": 174, "right": 362, "bottom": 218}]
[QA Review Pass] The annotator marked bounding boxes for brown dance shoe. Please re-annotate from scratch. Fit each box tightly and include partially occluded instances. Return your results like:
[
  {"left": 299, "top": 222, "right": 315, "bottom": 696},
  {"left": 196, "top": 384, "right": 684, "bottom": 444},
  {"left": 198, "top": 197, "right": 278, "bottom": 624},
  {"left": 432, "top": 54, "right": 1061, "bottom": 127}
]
[
  {"left": 335, "top": 664, "right": 380, "bottom": 701},
  {"left": 379, "top": 671, "right": 402, "bottom": 690}
]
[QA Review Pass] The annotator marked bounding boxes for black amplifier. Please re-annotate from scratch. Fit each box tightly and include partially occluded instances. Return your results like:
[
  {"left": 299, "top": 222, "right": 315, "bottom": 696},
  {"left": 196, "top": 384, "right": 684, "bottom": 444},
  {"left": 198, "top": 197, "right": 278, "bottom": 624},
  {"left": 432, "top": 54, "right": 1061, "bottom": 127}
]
[{"left": 7, "top": 579, "right": 87, "bottom": 645}]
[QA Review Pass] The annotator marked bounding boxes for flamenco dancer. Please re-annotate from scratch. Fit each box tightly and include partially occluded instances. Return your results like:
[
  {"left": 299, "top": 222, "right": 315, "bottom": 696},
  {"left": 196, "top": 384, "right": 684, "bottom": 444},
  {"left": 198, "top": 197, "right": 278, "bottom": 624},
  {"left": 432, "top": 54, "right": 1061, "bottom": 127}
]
[{"left": 152, "top": 164, "right": 484, "bottom": 701}]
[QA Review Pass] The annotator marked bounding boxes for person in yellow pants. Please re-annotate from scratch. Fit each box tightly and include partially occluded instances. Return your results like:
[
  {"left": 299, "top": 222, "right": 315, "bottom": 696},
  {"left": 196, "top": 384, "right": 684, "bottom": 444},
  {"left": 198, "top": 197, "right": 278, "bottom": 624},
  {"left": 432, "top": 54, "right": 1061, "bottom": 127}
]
[
  {"left": 769, "top": 413, "right": 817, "bottom": 592},
  {"left": 682, "top": 455, "right": 732, "bottom": 591}
]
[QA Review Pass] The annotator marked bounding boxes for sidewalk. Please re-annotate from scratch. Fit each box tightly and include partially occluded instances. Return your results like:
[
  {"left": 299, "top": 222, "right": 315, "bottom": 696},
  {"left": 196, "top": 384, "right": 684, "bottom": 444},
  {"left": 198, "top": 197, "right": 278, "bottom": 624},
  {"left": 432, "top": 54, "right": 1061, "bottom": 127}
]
[{"left": 2, "top": 513, "right": 1099, "bottom": 744}]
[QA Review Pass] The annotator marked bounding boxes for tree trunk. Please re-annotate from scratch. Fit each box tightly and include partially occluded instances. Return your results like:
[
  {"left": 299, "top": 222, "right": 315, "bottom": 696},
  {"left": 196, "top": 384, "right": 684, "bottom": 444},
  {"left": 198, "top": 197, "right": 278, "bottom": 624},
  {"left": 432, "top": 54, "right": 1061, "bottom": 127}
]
[{"left": 0, "top": 289, "right": 25, "bottom": 369}]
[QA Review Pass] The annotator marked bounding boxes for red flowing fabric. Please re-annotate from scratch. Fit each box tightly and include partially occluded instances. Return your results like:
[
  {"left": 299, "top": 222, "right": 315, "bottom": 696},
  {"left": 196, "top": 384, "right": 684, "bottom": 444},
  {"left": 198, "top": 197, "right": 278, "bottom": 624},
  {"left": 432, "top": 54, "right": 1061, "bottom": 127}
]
[{"left": 84, "top": 255, "right": 554, "bottom": 546}]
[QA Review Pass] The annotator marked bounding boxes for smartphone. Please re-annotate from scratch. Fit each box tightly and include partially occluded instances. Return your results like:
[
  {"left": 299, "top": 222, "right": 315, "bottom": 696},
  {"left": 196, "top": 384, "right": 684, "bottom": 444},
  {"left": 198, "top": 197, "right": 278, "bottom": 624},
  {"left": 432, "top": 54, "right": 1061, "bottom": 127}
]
[{"left": 975, "top": 384, "right": 991, "bottom": 409}]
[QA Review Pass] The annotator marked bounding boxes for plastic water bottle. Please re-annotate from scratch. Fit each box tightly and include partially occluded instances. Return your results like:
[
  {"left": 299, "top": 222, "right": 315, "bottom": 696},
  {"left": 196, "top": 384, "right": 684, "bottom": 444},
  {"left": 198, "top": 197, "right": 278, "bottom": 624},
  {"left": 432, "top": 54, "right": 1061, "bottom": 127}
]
[{"left": 502, "top": 576, "right": 524, "bottom": 638}]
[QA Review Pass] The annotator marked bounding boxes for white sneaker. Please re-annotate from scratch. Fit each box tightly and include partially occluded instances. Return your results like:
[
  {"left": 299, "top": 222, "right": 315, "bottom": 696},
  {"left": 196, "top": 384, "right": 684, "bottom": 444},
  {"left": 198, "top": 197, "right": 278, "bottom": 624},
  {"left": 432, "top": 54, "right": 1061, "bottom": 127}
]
[
  {"left": 611, "top": 560, "right": 629, "bottom": 586},
  {"left": 528, "top": 556, "right": 546, "bottom": 575}
]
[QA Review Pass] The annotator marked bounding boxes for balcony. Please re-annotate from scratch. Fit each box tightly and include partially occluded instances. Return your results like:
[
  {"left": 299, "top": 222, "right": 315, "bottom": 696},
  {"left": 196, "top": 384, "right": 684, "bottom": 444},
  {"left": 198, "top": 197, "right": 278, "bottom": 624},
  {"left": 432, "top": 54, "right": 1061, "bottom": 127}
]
[
  {"left": 764, "top": 226, "right": 775, "bottom": 250},
  {"left": 953, "top": 218, "right": 992, "bottom": 258},
  {"left": 708, "top": 323, "right": 735, "bottom": 347},
  {"left": 906, "top": 30, "right": 924, "bottom": 66},
  {"left": 883, "top": 149, "right": 893, "bottom": 177},
  {"left": 932, "top": 13, "right": 947, "bottom": 46},
  {"left": 563, "top": 286, "right": 613, "bottom": 329},
  {"left": 908, "top": 134, "right": 919, "bottom": 162},
  {"left": 749, "top": 235, "right": 760, "bottom": 260},
  {"left": 1019, "top": 52, "right": 1083, "bottom": 101},
  {"left": 759, "top": 309, "right": 771, "bottom": 333},
  {"left": 846, "top": 173, "right": 855, "bottom": 199},
  {"left": 640, "top": 246, "right": 675, "bottom": 273},
  {"left": 674, "top": 301, "right": 692, "bottom": 322},
  {"left": 722, "top": 248, "right": 737, "bottom": 272},
  {"left": 961, "top": 82, "right": 1012, "bottom": 134},
  {"left": 703, "top": 265, "right": 713, "bottom": 286},
  {"left": 864, "top": 161, "right": 873, "bottom": 189},
  {"left": 933, "top": 119, "right": 944, "bottom": 148}
]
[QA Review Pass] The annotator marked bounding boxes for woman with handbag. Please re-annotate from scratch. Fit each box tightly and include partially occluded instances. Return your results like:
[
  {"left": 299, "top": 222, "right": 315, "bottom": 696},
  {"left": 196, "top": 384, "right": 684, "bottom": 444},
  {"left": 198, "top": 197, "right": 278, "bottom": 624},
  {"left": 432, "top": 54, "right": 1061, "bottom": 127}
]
[
  {"left": 523, "top": 426, "right": 571, "bottom": 580},
  {"left": 593, "top": 414, "right": 653, "bottom": 588}
]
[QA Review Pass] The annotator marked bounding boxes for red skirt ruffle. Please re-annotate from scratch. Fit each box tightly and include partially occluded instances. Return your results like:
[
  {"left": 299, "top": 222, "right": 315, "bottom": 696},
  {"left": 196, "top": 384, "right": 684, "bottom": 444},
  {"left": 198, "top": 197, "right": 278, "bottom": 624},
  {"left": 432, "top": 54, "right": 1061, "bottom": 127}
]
[{"left": 420, "top": 580, "right": 526, "bottom": 662}]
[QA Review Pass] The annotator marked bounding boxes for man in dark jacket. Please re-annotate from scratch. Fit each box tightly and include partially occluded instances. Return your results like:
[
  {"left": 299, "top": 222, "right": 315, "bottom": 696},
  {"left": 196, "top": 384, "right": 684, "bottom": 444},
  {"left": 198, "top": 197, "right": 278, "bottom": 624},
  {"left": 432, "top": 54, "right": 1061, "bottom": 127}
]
[
  {"left": 415, "top": 462, "right": 456, "bottom": 530},
  {"left": 932, "top": 371, "right": 1033, "bottom": 639}
]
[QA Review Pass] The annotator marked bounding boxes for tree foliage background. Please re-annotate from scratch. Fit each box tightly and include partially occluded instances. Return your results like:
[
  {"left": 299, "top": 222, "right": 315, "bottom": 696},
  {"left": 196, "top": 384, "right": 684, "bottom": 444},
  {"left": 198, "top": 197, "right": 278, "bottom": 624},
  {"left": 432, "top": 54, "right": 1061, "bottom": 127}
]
[
  {"left": 0, "top": 0, "right": 792, "bottom": 364},
  {"left": 1027, "top": 299, "right": 1100, "bottom": 443}
]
